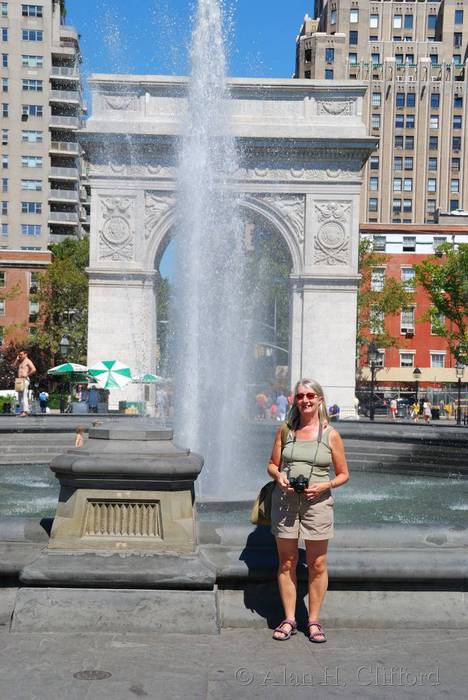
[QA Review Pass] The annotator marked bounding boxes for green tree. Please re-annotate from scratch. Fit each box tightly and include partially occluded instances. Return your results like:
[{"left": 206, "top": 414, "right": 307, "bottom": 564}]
[
  {"left": 32, "top": 237, "right": 89, "bottom": 365},
  {"left": 357, "top": 238, "right": 414, "bottom": 363},
  {"left": 414, "top": 243, "right": 468, "bottom": 362}
]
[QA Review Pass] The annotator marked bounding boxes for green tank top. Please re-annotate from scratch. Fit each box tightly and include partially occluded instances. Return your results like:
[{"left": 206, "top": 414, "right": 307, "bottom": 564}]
[{"left": 281, "top": 426, "right": 333, "bottom": 483}]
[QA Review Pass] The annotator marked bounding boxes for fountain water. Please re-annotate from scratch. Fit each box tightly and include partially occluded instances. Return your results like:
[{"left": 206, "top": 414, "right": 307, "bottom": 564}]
[{"left": 174, "top": 0, "right": 250, "bottom": 495}]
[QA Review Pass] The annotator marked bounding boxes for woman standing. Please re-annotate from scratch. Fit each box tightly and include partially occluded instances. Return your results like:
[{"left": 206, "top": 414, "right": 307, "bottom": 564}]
[{"left": 267, "top": 378, "right": 349, "bottom": 643}]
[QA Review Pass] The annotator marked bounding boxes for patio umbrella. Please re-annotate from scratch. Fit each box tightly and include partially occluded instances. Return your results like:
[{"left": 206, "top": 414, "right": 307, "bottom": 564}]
[
  {"left": 88, "top": 360, "right": 132, "bottom": 389},
  {"left": 132, "top": 373, "right": 164, "bottom": 383},
  {"left": 47, "top": 362, "right": 88, "bottom": 375}
]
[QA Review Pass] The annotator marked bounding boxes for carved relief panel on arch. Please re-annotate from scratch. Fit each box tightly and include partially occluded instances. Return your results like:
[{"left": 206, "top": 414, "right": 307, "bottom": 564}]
[
  {"left": 98, "top": 195, "right": 136, "bottom": 263},
  {"left": 313, "top": 201, "right": 352, "bottom": 268}
]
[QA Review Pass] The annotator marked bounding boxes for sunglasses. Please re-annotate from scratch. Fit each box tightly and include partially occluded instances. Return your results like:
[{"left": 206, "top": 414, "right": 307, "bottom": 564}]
[{"left": 295, "top": 392, "right": 317, "bottom": 401}]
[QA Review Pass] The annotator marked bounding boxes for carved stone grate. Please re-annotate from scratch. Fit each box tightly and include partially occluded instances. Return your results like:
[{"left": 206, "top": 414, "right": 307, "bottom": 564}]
[{"left": 83, "top": 500, "right": 162, "bottom": 538}]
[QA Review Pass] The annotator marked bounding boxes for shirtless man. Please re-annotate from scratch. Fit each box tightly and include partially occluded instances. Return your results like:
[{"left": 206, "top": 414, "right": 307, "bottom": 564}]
[{"left": 12, "top": 350, "right": 36, "bottom": 416}]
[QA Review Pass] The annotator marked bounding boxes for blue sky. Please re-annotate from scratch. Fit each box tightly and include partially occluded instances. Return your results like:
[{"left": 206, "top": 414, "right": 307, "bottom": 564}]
[{"left": 67, "top": 0, "right": 313, "bottom": 82}]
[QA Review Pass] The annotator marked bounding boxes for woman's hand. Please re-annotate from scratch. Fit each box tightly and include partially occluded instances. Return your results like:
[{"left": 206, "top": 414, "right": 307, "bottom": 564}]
[
  {"left": 276, "top": 472, "right": 294, "bottom": 494},
  {"left": 304, "top": 482, "right": 331, "bottom": 501}
]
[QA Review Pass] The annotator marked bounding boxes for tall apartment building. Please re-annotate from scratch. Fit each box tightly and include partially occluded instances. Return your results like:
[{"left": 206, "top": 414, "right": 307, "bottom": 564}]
[
  {"left": 0, "top": 0, "right": 89, "bottom": 346},
  {"left": 296, "top": 0, "right": 468, "bottom": 225}
]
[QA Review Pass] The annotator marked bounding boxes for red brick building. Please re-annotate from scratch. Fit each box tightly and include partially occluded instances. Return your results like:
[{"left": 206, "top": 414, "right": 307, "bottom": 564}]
[
  {"left": 0, "top": 249, "right": 51, "bottom": 347},
  {"left": 359, "top": 222, "right": 467, "bottom": 398}
]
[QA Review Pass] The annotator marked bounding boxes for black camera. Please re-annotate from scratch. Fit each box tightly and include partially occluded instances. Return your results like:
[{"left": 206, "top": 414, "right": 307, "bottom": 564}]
[{"left": 288, "top": 474, "right": 309, "bottom": 494}]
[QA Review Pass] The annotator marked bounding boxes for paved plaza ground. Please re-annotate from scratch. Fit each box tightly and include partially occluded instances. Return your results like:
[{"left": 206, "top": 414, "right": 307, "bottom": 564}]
[{"left": 0, "top": 626, "right": 466, "bottom": 700}]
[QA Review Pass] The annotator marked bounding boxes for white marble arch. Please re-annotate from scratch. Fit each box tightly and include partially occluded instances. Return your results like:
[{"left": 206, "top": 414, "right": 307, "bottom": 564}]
[{"left": 81, "top": 75, "right": 377, "bottom": 409}]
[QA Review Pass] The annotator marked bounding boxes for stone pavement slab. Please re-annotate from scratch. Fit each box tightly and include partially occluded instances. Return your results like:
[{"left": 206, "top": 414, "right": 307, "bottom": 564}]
[{"left": 0, "top": 628, "right": 466, "bottom": 700}]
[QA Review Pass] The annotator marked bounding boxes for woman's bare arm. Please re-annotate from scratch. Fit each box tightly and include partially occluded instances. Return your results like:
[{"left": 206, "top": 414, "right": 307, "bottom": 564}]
[{"left": 328, "top": 429, "right": 350, "bottom": 488}]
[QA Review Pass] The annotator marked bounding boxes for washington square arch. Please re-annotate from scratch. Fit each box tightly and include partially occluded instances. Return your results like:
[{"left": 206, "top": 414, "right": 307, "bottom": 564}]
[{"left": 80, "top": 75, "right": 376, "bottom": 409}]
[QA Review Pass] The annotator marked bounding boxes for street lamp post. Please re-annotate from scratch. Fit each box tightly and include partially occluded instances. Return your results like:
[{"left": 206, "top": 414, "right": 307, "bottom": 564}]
[
  {"left": 412, "top": 367, "right": 421, "bottom": 403},
  {"left": 367, "top": 341, "right": 379, "bottom": 422},
  {"left": 59, "top": 335, "right": 70, "bottom": 414},
  {"left": 455, "top": 361, "right": 465, "bottom": 426}
]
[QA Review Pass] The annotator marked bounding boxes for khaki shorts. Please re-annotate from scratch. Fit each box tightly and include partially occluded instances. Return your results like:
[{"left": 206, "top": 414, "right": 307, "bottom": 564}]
[{"left": 270, "top": 485, "right": 334, "bottom": 541}]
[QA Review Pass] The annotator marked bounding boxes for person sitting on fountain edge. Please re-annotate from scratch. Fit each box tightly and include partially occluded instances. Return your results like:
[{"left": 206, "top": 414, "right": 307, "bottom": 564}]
[{"left": 267, "top": 378, "right": 349, "bottom": 643}]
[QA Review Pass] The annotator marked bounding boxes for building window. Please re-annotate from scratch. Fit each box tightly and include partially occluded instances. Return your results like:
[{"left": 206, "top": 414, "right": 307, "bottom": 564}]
[
  {"left": 395, "top": 53, "right": 403, "bottom": 65},
  {"left": 452, "top": 158, "right": 460, "bottom": 171},
  {"left": 1, "top": 178, "right": 6, "bottom": 192},
  {"left": 22, "top": 54, "right": 43, "bottom": 67},
  {"left": 1, "top": 200, "right": 7, "bottom": 215},
  {"left": 372, "top": 92, "right": 381, "bottom": 107},
  {"left": 371, "top": 267, "right": 385, "bottom": 292},
  {"left": 373, "top": 235, "right": 386, "bottom": 251},
  {"left": 1, "top": 223, "right": 7, "bottom": 236},
  {"left": 350, "top": 9, "right": 359, "bottom": 23},
  {"left": 2, "top": 102, "right": 7, "bottom": 117},
  {"left": 304, "top": 70, "right": 311, "bottom": 79},
  {"left": 370, "top": 156, "right": 379, "bottom": 170},
  {"left": 22, "top": 29, "right": 43, "bottom": 41},
  {"left": 395, "top": 135, "right": 403, "bottom": 148},
  {"left": 403, "top": 236, "right": 416, "bottom": 252},
  {"left": 22, "top": 4, "right": 43, "bottom": 17},
  {"left": 428, "top": 157, "right": 437, "bottom": 171},
  {"left": 369, "top": 176, "right": 379, "bottom": 191},
  {"left": 406, "top": 54, "right": 414, "bottom": 65},
  {"left": 453, "top": 115, "right": 462, "bottom": 129},
  {"left": 401, "top": 267, "right": 415, "bottom": 290},
  {"left": 453, "top": 54, "right": 462, "bottom": 65},
  {"left": 450, "top": 199, "right": 459, "bottom": 212},
  {"left": 403, "top": 199, "right": 413, "bottom": 213},
  {"left": 393, "top": 198, "right": 402, "bottom": 213},
  {"left": 404, "top": 157, "right": 413, "bottom": 170},
  {"left": 330, "top": 9, "right": 336, "bottom": 25},
  {"left": 349, "top": 31, "right": 358, "bottom": 45},
  {"left": 453, "top": 136, "right": 462, "bottom": 151},
  {"left": 2, "top": 77, "right": 7, "bottom": 92},
  {"left": 325, "top": 68, "right": 334, "bottom": 80},
  {"left": 369, "top": 198, "right": 378, "bottom": 212},
  {"left": 21, "top": 179, "right": 42, "bottom": 191},
  {"left": 430, "top": 93, "right": 440, "bottom": 109},
  {"left": 454, "top": 95, "right": 463, "bottom": 109},
  {"left": 427, "top": 178, "right": 437, "bottom": 193},
  {"left": 0, "top": 300, "right": 4, "bottom": 315},
  {"left": 406, "top": 92, "right": 415, "bottom": 107},
  {"left": 2, "top": 154, "right": 7, "bottom": 168},
  {"left": 394, "top": 156, "right": 403, "bottom": 170},
  {"left": 406, "top": 115, "right": 415, "bottom": 129},
  {"left": 371, "top": 114, "right": 380, "bottom": 129},
  {"left": 348, "top": 52, "right": 358, "bottom": 64},
  {"left": 21, "top": 155, "right": 42, "bottom": 168},
  {"left": 393, "top": 177, "right": 402, "bottom": 192},
  {"left": 427, "top": 199, "right": 436, "bottom": 214},
  {"left": 403, "top": 178, "right": 413, "bottom": 192},
  {"left": 304, "top": 48, "right": 311, "bottom": 63},
  {"left": 429, "top": 136, "right": 438, "bottom": 150},
  {"left": 325, "top": 47, "right": 335, "bottom": 63},
  {"left": 21, "top": 130, "right": 43, "bottom": 143},
  {"left": 404, "top": 14, "right": 413, "bottom": 29},
  {"left": 393, "top": 15, "right": 402, "bottom": 29},
  {"left": 405, "top": 136, "right": 414, "bottom": 150},
  {"left": 430, "top": 312, "right": 445, "bottom": 334},
  {"left": 433, "top": 237, "right": 446, "bottom": 253},
  {"left": 370, "top": 306, "right": 385, "bottom": 334},
  {"left": 1, "top": 128, "right": 7, "bottom": 144},
  {"left": 0, "top": 3, "right": 7, "bottom": 18},
  {"left": 395, "top": 115, "right": 404, "bottom": 129},
  {"left": 400, "top": 352, "right": 415, "bottom": 368},
  {"left": 451, "top": 179, "right": 460, "bottom": 193},
  {"left": 454, "top": 32, "right": 462, "bottom": 48},
  {"left": 0, "top": 271, "right": 4, "bottom": 286},
  {"left": 22, "top": 79, "right": 43, "bottom": 92},
  {"left": 396, "top": 92, "right": 405, "bottom": 108},
  {"left": 1, "top": 53, "right": 6, "bottom": 66},
  {"left": 21, "top": 224, "right": 41, "bottom": 236},
  {"left": 400, "top": 307, "right": 415, "bottom": 334},
  {"left": 370, "top": 14, "right": 379, "bottom": 29},
  {"left": 371, "top": 52, "right": 380, "bottom": 65},
  {"left": 427, "top": 15, "right": 437, "bottom": 30},
  {"left": 22, "top": 104, "right": 43, "bottom": 117},
  {"left": 430, "top": 115, "right": 439, "bottom": 129},
  {"left": 21, "top": 201, "right": 42, "bottom": 214},
  {"left": 430, "top": 353, "right": 445, "bottom": 369},
  {"left": 1, "top": 27, "right": 7, "bottom": 41},
  {"left": 455, "top": 9, "right": 464, "bottom": 24}
]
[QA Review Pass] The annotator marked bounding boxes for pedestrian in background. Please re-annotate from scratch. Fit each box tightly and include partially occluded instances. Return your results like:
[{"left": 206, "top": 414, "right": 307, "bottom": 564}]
[{"left": 39, "top": 389, "right": 49, "bottom": 414}]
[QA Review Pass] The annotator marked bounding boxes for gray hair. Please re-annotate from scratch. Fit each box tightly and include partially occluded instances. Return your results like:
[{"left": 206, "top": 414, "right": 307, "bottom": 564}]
[{"left": 287, "top": 378, "right": 329, "bottom": 430}]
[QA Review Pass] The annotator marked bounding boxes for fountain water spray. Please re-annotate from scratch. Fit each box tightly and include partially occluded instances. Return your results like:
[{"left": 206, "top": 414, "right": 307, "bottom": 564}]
[{"left": 174, "top": 0, "right": 249, "bottom": 495}]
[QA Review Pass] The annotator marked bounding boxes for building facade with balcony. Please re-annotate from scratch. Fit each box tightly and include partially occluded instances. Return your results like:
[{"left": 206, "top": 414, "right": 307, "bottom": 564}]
[
  {"left": 358, "top": 222, "right": 467, "bottom": 399},
  {"left": 0, "top": 1, "right": 89, "bottom": 348},
  {"left": 296, "top": 0, "right": 468, "bottom": 224}
]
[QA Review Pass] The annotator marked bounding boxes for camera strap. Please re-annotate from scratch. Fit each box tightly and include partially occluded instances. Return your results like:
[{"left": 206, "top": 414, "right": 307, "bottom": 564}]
[{"left": 289, "top": 423, "right": 323, "bottom": 483}]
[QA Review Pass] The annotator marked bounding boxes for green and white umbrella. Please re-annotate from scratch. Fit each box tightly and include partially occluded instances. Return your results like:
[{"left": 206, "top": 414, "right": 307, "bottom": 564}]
[
  {"left": 88, "top": 360, "right": 132, "bottom": 389},
  {"left": 48, "top": 363, "right": 89, "bottom": 375},
  {"left": 132, "top": 372, "right": 164, "bottom": 383}
]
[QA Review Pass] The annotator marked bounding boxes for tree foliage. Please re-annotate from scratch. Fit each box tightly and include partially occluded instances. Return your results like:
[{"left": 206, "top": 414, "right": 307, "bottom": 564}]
[
  {"left": 357, "top": 238, "right": 414, "bottom": 361},
  {"left": 414, "top": 243, "right": 468, "bottom": 362},
  {"left": 32, "top": 237, "right": 89, "bottom": 366}
]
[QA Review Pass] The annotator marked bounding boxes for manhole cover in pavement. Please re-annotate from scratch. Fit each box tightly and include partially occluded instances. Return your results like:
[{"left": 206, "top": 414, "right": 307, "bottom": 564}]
[{"left": 73, "top": 670, "right": 112, "bottom": 681}]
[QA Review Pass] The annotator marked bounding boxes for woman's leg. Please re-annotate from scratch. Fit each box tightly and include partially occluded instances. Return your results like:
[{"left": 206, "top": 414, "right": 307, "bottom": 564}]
[
  {"left": 273, "top": 537, "right": 299, "bottom": 639},
  {"left": 305, "top": 539, "right": 329, "bottom": 640}
]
